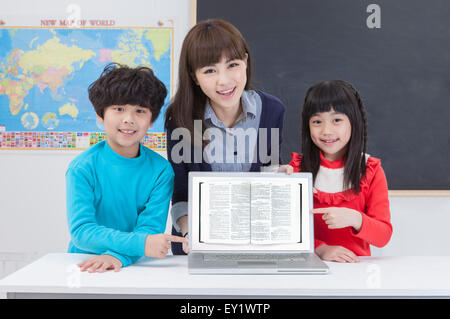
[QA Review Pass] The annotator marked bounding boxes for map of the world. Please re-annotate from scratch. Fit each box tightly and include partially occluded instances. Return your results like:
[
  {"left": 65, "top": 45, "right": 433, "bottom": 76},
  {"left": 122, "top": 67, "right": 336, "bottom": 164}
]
[{"left": 0, "top": 27, "right": 171, "bottom": 150}]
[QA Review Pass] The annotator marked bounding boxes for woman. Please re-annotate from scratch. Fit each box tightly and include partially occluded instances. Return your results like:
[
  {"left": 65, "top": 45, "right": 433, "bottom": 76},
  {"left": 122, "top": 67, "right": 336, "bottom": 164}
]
[{"left": 165, "top": 19, "right": 286, "bottom": 254}]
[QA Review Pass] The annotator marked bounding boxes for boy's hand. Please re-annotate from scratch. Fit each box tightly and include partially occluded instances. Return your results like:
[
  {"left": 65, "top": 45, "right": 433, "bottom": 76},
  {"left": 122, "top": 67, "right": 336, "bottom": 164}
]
[
  {"left": 277, "top": 165, "right": 293, "bottom": 175},
  {"left": 145, "top": 234, "right": 188, "bottom": 258},
  {"left": 315, "top": 244, "right": 360, "bottom": 263},
  {"left": 78, "top": 255, "right": 122, "bottom": 273},
  {"left": 312, "top": 207, "right": 362, "bottom": 232}
]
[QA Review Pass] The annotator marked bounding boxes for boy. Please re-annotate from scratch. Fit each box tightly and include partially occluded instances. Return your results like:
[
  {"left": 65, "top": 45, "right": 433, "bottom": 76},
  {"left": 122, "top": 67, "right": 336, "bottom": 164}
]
[{"left": 66, "top": 63, "right": 187, "bottom": 273}]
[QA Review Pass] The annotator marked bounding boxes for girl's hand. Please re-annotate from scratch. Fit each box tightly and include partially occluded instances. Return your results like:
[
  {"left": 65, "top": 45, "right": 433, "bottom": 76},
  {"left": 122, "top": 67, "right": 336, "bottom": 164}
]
[
  {"left": 312, "top": 207, "right": 362, "bottom": 232},
  {"left": 277, "top": 165, "right": 293, "bottom": 175},
  {"left": 78, "top": 255, "right": 122, "bottom": 273},
  {"left": 316, "top": 244, "right": 360, "bottom": 263}
]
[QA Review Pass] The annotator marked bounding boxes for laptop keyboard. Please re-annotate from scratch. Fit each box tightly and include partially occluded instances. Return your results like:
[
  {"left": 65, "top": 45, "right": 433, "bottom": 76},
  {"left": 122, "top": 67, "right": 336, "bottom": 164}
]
[{"left": 203, "top": 254, "right": 306, "bottom": 262}]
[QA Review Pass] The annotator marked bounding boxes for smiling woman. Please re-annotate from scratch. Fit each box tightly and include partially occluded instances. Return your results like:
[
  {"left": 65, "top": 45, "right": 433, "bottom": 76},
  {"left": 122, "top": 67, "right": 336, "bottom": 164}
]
[
  {"left": 194, "top": 54, "right": 248, "bottom": 128},
  {"left": 164, "top": 19, "right": 287, "bottom": 255},
  {"left": 165, "top": 18, "right": 253, "bottom": 139}
]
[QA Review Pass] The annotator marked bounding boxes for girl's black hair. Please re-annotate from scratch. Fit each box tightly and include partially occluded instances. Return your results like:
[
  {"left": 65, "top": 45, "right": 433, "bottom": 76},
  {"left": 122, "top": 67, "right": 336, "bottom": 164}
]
[
  {"left": 88, "top": 62, "right": 167, "bottom": 122},
  {"left": 301, "top": 80, "right": 368, "bottom": 193}
]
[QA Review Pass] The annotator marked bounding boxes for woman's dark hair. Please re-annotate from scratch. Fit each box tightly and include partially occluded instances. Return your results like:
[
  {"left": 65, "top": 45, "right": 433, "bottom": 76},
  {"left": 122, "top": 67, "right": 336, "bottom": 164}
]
[
  {"left": 88, "top": 62, "right": 167, "bottom": 122},
  {"left": 165, "top": 19, "right": 252, "bottom": 142},
  {"left": 301, "top": 80, "right": 368, "bottom": 193}
]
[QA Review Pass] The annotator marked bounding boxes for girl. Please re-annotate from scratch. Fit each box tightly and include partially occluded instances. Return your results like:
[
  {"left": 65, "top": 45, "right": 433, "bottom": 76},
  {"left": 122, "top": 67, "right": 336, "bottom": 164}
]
[
  {"left": 280, "top": 80, "right": 392, "bottom": 263},
  {"left": 165, "top": 19, "right": 286, "bottom": 254}
]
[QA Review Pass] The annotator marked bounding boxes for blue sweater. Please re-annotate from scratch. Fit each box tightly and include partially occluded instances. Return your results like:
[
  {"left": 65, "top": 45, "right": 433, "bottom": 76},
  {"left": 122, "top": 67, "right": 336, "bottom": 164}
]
[
  {"left": 65, "top": 140, "right": 174, "bottom": 267},
  {"left": 166, "top": 90, "right": 286, "bottom": 254}
]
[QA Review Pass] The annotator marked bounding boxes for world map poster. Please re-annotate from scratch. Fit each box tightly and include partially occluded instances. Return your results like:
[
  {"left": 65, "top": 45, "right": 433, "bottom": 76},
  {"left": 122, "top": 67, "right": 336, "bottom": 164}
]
[{"left": 0, "top": 26, "right": 172, "bottom": 150}]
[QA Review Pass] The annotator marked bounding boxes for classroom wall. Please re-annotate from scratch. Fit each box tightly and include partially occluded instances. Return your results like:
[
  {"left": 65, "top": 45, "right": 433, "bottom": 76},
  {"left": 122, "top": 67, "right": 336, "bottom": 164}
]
[
  {"left": 1, "top": 151, "right": 449, "bottom": 279},
  {"left": 0, "top": 151, "right": 173, "bottom": 279},
  {"left": 0, "top": 0, "right": 195, "bottom": 279}
]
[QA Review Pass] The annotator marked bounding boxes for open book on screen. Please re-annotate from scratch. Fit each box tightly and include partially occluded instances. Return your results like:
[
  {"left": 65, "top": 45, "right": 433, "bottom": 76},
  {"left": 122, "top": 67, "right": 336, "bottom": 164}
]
[{"left": 199, "top": 181, "right": 301, "bottom": 245}]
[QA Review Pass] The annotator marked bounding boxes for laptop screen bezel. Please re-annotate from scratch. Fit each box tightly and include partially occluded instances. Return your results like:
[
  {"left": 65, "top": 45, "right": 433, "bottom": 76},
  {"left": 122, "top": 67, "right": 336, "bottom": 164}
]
[{"left": 188, "top": 172, "right": 314, "bottom": 253}]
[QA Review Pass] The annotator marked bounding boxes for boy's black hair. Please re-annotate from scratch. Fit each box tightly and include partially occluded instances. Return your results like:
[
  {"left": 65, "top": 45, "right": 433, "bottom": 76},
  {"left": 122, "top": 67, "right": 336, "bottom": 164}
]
[
  {"left": 301, "top": 80, "right": 368, "bottom": 194},
  {"left": 88, "top": 63, "right": 167, "bottom": 122}
]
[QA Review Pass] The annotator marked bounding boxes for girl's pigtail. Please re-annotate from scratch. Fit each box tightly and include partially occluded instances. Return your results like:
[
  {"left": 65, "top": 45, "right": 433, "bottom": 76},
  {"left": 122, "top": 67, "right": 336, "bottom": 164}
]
[
  {"left": 340, "top": 81, "right": 369, "bottom": 193},
  {"left": 349, "top": 83, "right": 368, "bottom": 192},
  {"left": 354, "top": 90, "right": 368, "bottom": 179}
]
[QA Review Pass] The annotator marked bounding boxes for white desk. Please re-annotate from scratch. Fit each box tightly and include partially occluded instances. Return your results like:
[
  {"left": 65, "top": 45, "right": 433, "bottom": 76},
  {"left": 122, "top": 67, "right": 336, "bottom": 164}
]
[{"left": 1, "top": 253, "right": 450, "bottom": 298}]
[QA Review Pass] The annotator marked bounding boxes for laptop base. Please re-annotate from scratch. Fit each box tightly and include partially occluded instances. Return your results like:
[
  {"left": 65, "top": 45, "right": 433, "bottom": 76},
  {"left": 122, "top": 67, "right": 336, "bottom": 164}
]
[{"left": 188, "top": 252, "right": 329, "bottom": 275}]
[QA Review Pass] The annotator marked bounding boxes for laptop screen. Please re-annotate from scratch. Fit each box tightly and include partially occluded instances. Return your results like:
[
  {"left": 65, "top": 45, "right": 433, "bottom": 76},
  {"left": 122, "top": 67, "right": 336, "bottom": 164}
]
[{"left": 189, "top": 172, "right": 313, "bottom": 252}]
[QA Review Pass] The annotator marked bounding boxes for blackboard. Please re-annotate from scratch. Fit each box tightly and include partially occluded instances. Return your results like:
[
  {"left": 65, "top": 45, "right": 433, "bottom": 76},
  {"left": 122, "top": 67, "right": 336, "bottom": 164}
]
[{"left": 197, "top": 0, "right": 450, "bottom": 190}]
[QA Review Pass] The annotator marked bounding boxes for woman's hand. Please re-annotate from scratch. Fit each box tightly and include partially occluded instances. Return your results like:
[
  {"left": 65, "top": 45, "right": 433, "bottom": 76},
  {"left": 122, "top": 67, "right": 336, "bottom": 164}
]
[
  {"left": 182, "top": 233, "right": 190, "bottom": 254},
  {"left": 277, "top": 165, "right": 293, "bottom": 175},
  {"left": 177, "top": 215, "right": 190, "bottom": 254}
]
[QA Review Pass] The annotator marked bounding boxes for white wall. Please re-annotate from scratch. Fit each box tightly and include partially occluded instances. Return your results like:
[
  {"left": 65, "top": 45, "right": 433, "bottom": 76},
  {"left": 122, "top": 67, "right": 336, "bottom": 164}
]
[
  {"left": 372, "top": 196, "right": 450, "bottom": 256},
  {"left": 0, "top": 150, "right": 172, "bottom": 254},
  {"left": 0, "top": 150, "right": 173, "bottom": 279},
  {"left": 0, "top": 0, "right": 194, "bottom": 279},
  {"left": 1, "top": 151, "right": 449, "bottom": 278}
]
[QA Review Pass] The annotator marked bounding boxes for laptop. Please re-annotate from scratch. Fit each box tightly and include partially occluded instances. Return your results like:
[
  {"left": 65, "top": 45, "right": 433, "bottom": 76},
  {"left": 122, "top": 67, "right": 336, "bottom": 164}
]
[{"left": 188, "top": 172, "right": 329, "bottom": 275}]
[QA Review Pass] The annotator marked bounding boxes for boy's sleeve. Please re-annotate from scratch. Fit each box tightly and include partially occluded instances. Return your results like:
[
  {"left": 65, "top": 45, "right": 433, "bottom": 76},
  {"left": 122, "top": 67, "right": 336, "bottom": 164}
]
[
  {"left": 101, "top": 251, "right": 141, "bottom": 268},
  {"left": 133, "top": 162, "right": 175, "bottom": 237},
  {"left": 94, "top": 163, "right": 174, "bottom": 268},
  {"left": 66, "top": 165, "right": 148, "bottom": 265}
]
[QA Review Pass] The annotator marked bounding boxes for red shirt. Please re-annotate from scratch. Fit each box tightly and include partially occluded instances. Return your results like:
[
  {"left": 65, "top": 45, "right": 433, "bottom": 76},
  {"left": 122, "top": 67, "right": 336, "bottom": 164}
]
[{"left": 289, "top": 152, "right": 393, "bottom": 256}]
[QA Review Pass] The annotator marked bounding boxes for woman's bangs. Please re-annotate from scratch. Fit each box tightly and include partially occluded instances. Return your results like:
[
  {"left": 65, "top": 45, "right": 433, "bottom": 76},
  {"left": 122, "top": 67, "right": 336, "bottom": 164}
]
[{"left": 189, "top": 27, "right": 246, "bottom": 71}]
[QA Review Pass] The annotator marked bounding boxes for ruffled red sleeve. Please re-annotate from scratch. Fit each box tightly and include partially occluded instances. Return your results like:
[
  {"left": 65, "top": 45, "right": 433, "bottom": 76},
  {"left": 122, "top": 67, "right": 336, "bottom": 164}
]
[
  {"left": 351, "top": 158, "right": 393, "bottom": 248},
  {"left": 289, "top": 152, "right": 302, "bottom": 172}
]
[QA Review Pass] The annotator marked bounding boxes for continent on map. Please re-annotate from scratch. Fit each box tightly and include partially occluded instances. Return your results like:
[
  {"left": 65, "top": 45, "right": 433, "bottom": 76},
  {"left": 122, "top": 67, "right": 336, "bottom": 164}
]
[
  {"left": 59, "top": 103, "right": 79, "bottom": 119},
  {"left": 110, "top": 29, "right": 151, "bottom": 67},
  {"left": 98, "top": 29, "right": 171, "bottom": 69},
  {"left": 41, "top": 112, "right": 59, "bottom": 130},
  {"left": 0, "top": 36, "right": 95, "bottom": 116},
  {"left": 20, "top": 112, "right": 39, "bottom": 130},
  {"left": 145, "top": 29, "right": 171, "bottom": 61}
]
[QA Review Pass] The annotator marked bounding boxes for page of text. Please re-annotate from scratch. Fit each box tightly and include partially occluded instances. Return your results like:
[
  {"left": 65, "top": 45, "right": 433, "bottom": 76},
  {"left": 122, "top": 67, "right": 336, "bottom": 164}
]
[{"left": 200, "top": 182, "right": 251, "bottom": 244}]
